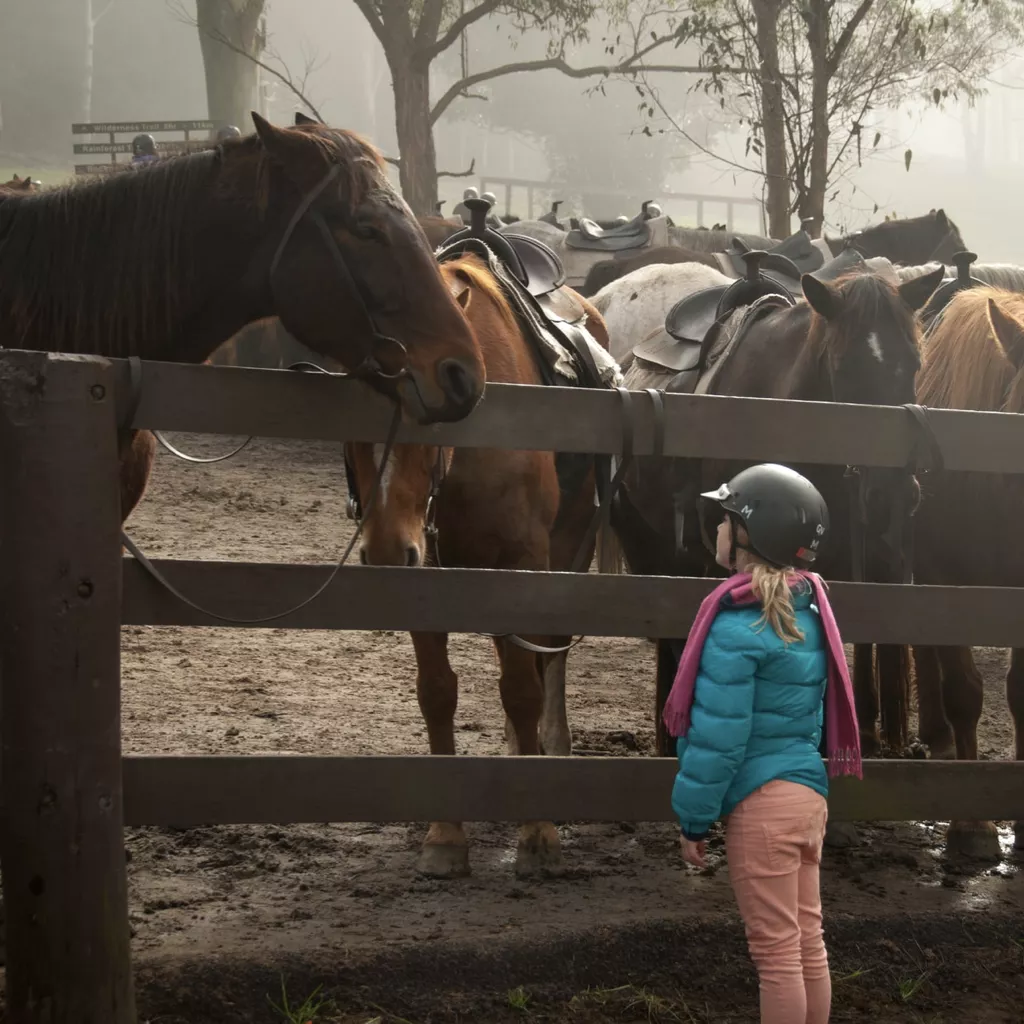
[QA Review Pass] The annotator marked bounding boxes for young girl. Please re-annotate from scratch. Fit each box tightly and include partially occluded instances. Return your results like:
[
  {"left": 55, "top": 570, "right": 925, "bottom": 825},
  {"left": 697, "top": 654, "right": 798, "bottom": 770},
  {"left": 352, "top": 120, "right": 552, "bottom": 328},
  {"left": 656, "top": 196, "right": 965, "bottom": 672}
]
[{"left": 664, "top": 463, "right": 862, "bottom": 1024}]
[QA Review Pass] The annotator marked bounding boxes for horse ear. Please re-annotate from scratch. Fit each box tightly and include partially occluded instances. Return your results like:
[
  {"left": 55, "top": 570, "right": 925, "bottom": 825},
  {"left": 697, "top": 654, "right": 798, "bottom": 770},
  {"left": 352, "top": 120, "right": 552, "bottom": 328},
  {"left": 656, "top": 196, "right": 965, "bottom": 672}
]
[
  {"left": 934, "top": 208, "right": 949, "bottom": 230},
  {"left": 294, "top": 111, "right": 320, "bottom": 127},
  {"left": 987, "top": 298, "right": 1024, "bottom": 370},
  {"left": 251, "top": 111, "right": 320, "bottom": 174},
  {"left": 454, "top": 286, "right": 471, "bottom": 311},
  {"left": 448, "top": 268, "right": 472, "bottom": 311},
  {"left": 897, "top": 266, "right": 945, "bottom": 312},
  {"left": 801, "top": 274, "right": 842, "bottom": 320}
]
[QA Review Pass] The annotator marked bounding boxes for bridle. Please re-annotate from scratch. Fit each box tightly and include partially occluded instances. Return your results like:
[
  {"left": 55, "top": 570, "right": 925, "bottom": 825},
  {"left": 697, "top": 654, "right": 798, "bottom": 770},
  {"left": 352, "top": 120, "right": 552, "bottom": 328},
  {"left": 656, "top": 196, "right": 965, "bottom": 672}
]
[
  {"left": 268, "top": 163, "right": 411, "bottom": 387},
  {"left": 119, "top": 162, "right": 439, "bottom": 622}
]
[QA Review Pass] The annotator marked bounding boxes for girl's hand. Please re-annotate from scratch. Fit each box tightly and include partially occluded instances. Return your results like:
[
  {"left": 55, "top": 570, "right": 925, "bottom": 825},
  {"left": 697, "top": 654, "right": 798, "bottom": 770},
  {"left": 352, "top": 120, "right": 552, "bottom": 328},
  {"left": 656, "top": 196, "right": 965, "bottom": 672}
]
[{"left": 679, "top": 836, "right": 707, "bottom": 868}]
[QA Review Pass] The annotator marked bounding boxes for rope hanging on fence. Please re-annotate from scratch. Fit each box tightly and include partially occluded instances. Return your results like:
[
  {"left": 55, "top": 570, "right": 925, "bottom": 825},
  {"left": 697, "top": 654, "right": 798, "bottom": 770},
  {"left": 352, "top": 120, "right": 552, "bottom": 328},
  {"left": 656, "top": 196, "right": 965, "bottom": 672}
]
[{"left": 120, "top": 359, "right": 403, "bottom": 625}]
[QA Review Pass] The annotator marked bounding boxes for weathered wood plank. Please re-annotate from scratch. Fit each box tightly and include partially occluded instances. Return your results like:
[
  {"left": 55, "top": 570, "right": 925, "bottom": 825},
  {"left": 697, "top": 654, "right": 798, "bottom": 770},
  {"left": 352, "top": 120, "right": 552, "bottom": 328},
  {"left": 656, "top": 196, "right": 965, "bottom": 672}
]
[
  {"left": 122, "top": 756, "right": 1024, "bottom": 825},
  {"left": 123, "top": 560, "right": 1024, "bottom": 647},
  {"left": 97, "top": 356, "right": 1024, "bottom": 473},
  {"left": 0, "top": 352, "right": 136, "bottom": 1022}
]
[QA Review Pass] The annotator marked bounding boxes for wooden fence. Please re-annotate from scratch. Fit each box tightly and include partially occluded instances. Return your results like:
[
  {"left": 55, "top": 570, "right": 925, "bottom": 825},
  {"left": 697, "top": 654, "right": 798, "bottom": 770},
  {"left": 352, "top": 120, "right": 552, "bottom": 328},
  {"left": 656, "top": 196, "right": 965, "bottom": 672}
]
[
  {"left": 478, "top": 174, "right": 767, "bottom": 232},
  {"left": 2, "top": 348, "right": 1024, "bottom": 1021}
]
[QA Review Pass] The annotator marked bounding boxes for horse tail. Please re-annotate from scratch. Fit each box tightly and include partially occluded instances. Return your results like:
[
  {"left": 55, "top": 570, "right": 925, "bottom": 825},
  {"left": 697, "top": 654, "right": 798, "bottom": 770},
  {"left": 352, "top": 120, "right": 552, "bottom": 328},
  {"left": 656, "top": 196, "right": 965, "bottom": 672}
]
[{"left": 596, "top": 520, "right": 623, "bottom": 574}]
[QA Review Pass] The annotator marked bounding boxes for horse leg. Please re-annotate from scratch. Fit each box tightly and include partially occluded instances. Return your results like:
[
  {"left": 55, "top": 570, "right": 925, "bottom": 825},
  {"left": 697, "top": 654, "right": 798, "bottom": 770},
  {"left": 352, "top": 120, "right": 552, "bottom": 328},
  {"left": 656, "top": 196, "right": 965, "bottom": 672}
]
[
  {"left": 410, "top": 631, "right": 470, "bottom": 878},
  {"left": 655, "top": 639, "right": 681, "bottom": 758},
  {"left": 1007, "top": 648, "right": 1024, "bottom": 850},
  {"left": 495, "top": 636, "right": 563, "bottom": 877},
  {"left": 539, "top": 649, "right": 572, "bottom": 757},
  {"left": 853, "top": 644, "right": 880, "bottom": 756},
  {"left": 938, "top": 645, "right": 1000, "bottom": 860},
  {"left": 877, "top": 644, "right": 911, "bottom": 753},
  {"left": 913, "top": 645, "right": 955, "bottom": 758}
]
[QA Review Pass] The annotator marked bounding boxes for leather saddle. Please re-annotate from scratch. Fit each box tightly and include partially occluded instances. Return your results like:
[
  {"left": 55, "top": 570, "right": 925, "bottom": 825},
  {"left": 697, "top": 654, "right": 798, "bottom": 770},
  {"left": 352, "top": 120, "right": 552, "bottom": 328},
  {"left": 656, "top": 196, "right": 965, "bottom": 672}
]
[
  {"left": 566, "top": 201, "right": 657, "bottom": 252},
  {"left": 539, "top": 200, "right": 565, "bottom": 230},
  {"left": 725, "top": 228, "right": 826, "bottom": 279},
  {"left": 633, "top": 247, "right": 869, "bottom": 390},
  {"left": 441, "top": 197, "right": 566, "bottom": 298},
  {"left": 920, "top": 250, "right": 982, "bottom": 327}
]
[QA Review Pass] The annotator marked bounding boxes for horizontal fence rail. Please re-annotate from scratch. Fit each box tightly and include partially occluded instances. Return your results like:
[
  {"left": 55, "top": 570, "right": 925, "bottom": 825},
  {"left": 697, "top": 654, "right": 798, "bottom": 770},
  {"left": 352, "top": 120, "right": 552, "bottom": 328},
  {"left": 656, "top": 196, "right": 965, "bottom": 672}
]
[
  {"left": 122, "top": 756, "right": 1024, "bottom": 826},
  {"left": 91, "top": 356, "right": 1024, "bottom": 474},
  {"left": 124, "top": 561, "right": 1024, "bottom": 647}
]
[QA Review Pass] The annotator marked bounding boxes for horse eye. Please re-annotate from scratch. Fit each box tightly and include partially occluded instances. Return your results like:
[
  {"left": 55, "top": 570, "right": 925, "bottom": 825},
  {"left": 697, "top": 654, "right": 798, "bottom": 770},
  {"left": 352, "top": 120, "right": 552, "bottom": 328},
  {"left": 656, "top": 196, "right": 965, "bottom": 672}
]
[{"left": 351, "top": 220, "right": 386, "bottom": 243}]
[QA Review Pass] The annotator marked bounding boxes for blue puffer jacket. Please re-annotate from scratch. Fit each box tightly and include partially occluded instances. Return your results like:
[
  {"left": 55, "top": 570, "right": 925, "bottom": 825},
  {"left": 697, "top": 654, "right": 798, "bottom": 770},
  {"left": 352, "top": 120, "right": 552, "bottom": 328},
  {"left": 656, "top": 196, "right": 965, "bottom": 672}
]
[{"left": 673, "top": 587, "right": 828, "bottom": 840}]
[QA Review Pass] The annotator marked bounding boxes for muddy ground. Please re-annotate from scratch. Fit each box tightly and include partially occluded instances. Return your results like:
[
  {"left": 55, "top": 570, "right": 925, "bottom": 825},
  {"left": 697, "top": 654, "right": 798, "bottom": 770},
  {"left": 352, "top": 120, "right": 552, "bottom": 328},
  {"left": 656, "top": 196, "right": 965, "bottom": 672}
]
[{"left": 23, "top": 434, "right": 1024, "bottom": 1022}]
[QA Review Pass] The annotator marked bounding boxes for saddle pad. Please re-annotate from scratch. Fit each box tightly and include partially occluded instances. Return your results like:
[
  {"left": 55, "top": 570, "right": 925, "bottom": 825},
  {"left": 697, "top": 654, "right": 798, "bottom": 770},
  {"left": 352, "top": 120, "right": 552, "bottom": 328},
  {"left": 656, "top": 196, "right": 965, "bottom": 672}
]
[
  {"left": 633, "top": 327, "right": 701, "bottom": 373},
  {"left": 696, "top": 296, "right": 790, "bottom": 395}
]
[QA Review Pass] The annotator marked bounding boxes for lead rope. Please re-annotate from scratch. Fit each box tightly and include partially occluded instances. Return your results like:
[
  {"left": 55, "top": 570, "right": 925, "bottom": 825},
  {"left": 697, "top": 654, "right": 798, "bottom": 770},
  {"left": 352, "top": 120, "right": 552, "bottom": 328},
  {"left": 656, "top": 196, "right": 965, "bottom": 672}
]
[{"left": 121, "top": 359, "right": 403, "bottom": 625}]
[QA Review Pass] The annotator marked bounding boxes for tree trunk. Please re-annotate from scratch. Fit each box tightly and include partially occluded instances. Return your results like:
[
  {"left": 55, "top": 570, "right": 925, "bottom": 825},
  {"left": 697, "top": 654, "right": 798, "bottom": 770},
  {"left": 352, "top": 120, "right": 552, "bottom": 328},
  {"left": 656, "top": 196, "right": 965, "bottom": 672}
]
[
  {"left": 196, "top": 0, "right": 265, "bottom": 131},
  {"left": 389, "top": 53, "right": 439, "bottom": 215},
  {"left": 751, "top": 0, "right": 790, "bottom": 239},
  {"left": 800, "top": 0, "right": 830, "bottom": 237}
]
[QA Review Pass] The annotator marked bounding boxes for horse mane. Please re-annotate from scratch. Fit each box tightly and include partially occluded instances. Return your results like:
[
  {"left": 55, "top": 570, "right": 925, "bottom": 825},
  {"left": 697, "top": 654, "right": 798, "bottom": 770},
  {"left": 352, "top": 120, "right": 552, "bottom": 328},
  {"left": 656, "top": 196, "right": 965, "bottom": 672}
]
[
  {"left": 0, "top": 127, "right": 386, "bottom": 358},
  {"left": 807, "top": 272, "right": 916, "bottom": 356},
  {"left": 440, "top": 254, "right": 519, "bottom": 334},
  {"left": 918, "top": 287, "right": 1024, "bottom": 412}
]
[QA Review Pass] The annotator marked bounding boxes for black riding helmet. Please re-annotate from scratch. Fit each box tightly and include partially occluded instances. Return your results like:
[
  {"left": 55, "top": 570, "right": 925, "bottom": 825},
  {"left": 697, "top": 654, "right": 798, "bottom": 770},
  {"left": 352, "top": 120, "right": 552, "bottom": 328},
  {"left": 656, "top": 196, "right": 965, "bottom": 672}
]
[
  {"left": 216, "top": 125, "right": 242, "bottom": 142},
  {"left": 132, "top": 133, "right": 157, "bottom": 156},
  {"left": 701, "top": 463, "right": 829, "bottom": 569}
]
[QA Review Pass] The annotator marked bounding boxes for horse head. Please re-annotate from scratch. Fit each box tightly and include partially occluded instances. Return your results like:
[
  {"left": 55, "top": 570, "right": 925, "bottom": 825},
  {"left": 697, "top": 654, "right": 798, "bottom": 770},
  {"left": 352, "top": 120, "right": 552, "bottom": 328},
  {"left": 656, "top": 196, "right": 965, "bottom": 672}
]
[
  {"left": 345, "top": 440, "right": 451, "bottom": 568},
  {"left": 802, "top": 265, "right": 945, "bottom": 576},
  {"left": 246, "top": 113, "right": 485, "bottom": 424}
]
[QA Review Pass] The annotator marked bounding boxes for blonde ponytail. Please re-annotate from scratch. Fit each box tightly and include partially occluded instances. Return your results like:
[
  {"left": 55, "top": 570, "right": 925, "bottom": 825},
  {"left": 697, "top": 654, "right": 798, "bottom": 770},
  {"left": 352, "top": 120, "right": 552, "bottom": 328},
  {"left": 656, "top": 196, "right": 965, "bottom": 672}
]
[{"left": 749, "top": 563, "right": 805, "bottom": 644}]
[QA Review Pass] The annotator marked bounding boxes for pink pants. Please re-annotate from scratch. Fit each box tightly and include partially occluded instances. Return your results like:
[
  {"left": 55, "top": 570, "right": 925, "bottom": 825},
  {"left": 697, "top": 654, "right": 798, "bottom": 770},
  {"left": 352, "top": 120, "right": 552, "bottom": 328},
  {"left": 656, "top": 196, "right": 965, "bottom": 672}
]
[{"left": 726, "top": 779, "right": 831, "bottom": 1024}]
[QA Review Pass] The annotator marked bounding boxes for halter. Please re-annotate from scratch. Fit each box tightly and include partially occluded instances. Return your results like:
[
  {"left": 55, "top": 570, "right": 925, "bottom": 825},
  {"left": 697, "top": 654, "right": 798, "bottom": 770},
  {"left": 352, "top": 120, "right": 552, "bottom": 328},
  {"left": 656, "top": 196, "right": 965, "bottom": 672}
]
[{"left": 268, "top": 163, "right": 410, "bottom": 385}]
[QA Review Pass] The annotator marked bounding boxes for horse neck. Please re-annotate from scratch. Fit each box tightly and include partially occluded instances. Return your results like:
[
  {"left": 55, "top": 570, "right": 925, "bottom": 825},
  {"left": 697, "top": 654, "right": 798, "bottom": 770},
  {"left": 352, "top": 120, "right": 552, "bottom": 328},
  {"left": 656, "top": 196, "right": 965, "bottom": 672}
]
[
  {"left": 713, "top": 305, "right": 827, "bottom": 401},
  {"left": 0, "top": 166, "right": 271, "bottom": 363}
]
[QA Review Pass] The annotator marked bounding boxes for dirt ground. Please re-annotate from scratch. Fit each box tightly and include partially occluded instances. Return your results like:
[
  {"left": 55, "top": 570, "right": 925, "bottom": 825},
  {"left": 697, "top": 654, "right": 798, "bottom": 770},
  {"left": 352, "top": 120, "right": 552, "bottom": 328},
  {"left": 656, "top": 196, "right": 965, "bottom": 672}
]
[{"left": 56, "top": 435, "right": 1024, "bottom": 1022}]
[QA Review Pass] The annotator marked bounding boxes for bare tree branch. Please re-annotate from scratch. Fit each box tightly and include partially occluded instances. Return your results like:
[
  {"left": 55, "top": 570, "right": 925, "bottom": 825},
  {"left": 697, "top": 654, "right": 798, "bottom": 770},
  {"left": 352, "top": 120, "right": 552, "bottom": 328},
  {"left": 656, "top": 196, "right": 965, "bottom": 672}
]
[
  {"left": 430, "top": 54, "right": 747, "bottom": 126},
  {"left": 351, "top": 0, "right": 387, "bottom": 47},
  {"left": 384, "top": 155, "right": 477, "bottom": 178},
  {"left": 828, "top": 0, "right": 876, "bottom": 76},
  {"left": 169, "top": 0, "right": 325, "bottom": 121},
  {"left": 421, "top": 0, "right": 503, "bottom": 62}
]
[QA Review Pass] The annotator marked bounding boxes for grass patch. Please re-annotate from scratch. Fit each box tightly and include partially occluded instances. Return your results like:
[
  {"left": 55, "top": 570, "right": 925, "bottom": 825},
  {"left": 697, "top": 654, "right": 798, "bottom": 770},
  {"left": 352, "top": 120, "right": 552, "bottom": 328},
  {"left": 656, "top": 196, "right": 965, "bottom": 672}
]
[{"left": 268, "top": 978, "right": 335, "bottom": 1023}]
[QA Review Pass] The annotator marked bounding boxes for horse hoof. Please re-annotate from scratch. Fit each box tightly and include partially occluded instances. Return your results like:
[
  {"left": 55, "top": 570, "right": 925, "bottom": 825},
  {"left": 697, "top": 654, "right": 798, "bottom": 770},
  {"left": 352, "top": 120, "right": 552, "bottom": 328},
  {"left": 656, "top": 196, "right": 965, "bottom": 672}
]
[
  {"left": 946, "top": 821, "right": 1001, "bottom": 862},
  {"left": 417, "top": 843, "right": 471, "bottom": 879},
  {"left": 515, "top": 826, "right": 564, "bottom": 878},
  {"left": 824, "top": 821, "right": 860, "bottom": 849}
]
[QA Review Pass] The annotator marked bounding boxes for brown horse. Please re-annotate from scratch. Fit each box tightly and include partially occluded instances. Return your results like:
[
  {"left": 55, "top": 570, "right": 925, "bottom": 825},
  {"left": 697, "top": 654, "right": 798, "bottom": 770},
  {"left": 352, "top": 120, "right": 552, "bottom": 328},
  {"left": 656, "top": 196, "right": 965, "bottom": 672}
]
[
  {"left": 346, "top": 254, "right": 609, "bottom": 879},
  {"left": 605, "top": 266, "right": 945, "bottom": 766},
  {"left": 913, "top": 287, "right": 1024, "bottom": 858},
  {"left": 1, "top": 174, "right": 41, "bottom": 193},
  {"left": 0, "top": 115, "right": 485, "bottom": 527},
  {"left": 417, "top": 214, "right": 462, "bottom": 249}
]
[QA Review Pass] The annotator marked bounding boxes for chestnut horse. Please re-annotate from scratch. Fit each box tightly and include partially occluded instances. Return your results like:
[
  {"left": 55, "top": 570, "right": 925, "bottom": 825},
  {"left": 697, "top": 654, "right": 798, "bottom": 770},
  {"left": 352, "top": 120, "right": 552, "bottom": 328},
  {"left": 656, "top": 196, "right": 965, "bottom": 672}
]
[
  {"left": 913, "top": 287, "right": 1024, "bottom": 858},
  {"left": 0, "top": 115, "right": 485, "bottom": 529},
  {"left": 346, "top": 254, "right": 610, "bottom": 880}
]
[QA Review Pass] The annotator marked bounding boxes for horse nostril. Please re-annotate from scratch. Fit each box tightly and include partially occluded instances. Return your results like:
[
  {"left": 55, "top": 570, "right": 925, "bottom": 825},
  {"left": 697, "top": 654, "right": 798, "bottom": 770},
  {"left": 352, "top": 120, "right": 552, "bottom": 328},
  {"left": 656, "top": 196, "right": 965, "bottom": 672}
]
[
  {"left": 436, "top": 357, "right": 479, "bottom": 409},
  {"left": 405, "top": 545, "right": 421, "bottom": 567}
]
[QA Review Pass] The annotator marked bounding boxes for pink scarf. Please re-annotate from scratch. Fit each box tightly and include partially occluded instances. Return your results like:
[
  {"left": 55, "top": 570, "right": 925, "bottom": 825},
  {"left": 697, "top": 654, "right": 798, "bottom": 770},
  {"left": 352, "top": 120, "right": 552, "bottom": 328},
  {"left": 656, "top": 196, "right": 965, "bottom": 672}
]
[{"left": 662, "top": 571, "right": 862, "bottom": 779}]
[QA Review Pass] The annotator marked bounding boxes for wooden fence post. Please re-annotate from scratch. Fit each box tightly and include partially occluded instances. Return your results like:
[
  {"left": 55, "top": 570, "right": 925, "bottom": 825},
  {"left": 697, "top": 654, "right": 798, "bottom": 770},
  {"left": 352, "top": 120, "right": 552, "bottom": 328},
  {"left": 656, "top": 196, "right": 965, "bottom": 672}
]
[{"left": 0, "top": 351, "right": 135, "bottom": 1022}]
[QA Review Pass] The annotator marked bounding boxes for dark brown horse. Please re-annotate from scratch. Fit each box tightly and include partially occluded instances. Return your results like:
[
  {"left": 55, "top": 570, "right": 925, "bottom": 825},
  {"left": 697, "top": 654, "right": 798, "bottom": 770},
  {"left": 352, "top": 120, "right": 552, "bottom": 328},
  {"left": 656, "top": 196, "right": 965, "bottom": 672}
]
[
  {"left": 913, "top": 286, "right": 1024, "bottom": 859},
  {"left": 0, "top": 114, "right": 485, "bottom": 526},
  {"left": 346, "top": 254, "right": 609, "bottom": 879},
  {"left": 606, "top": 266, "right": 944, "bottom": 765}
]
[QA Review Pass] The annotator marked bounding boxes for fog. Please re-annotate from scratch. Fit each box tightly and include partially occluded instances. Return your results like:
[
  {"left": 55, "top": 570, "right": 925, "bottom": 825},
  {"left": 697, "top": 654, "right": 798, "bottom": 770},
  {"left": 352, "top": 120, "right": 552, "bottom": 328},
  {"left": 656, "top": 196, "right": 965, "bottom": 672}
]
[{"left": 1, "top": 0, "right": 1023, "bottom": 260}]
